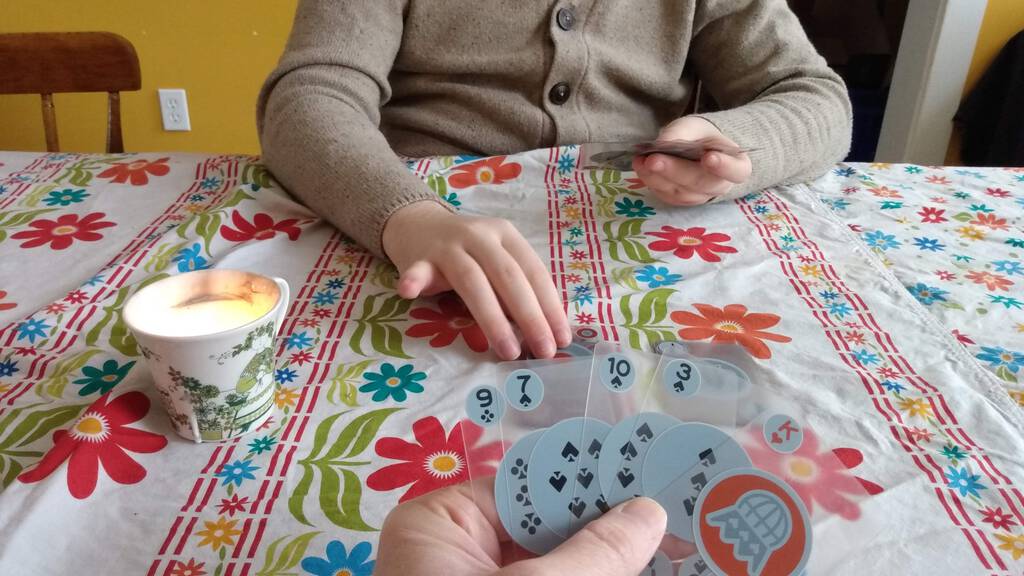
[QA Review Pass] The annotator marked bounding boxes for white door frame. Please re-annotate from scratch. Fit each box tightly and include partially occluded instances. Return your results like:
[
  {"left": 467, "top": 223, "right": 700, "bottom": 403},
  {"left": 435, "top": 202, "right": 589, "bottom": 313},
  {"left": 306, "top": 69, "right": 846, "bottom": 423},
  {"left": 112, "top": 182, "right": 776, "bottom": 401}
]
[{"left": 875, "top": 0, "right": 988, "bottom": 164}]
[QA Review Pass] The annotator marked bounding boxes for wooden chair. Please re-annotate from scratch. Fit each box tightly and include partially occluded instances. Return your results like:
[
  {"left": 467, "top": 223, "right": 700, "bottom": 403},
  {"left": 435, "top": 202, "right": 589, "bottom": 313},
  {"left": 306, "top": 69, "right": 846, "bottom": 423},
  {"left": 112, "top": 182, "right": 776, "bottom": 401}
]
[{"left": 0, "top": 32, "right": 141, "bottom": 153}]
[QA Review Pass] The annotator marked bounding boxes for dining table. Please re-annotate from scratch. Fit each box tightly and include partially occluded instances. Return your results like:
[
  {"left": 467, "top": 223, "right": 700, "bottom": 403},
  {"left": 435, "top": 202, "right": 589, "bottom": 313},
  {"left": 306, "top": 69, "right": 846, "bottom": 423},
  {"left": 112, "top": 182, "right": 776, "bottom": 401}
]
[{"left": 0, "top": 146, "right": 1022, "bottom": 575}]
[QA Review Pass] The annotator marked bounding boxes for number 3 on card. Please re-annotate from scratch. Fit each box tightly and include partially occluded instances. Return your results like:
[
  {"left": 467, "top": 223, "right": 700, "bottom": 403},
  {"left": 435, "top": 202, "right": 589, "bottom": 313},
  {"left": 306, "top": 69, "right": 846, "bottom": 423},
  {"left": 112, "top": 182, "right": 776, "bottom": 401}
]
[{"left": 663, "top": 358, "right": 701, "bottom": 398}]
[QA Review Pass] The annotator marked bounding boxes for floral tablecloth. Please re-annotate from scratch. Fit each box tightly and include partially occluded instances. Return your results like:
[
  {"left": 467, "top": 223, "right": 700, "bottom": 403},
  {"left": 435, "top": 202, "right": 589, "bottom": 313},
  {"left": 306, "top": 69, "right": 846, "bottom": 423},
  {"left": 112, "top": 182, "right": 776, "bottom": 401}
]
[{"left": 0, "top": 149, "right": 1022, "bottom": 575}]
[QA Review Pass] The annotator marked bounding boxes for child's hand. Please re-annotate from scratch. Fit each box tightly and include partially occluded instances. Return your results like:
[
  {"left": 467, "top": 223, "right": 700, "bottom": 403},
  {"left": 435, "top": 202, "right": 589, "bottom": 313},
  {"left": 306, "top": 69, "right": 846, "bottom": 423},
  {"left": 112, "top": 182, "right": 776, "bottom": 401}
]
[
  {"left": 633, "top": 116, "right": 752, "bottom": 206},
  {"left": 382, "top": 201, "right": 571, "bottom": 360}
]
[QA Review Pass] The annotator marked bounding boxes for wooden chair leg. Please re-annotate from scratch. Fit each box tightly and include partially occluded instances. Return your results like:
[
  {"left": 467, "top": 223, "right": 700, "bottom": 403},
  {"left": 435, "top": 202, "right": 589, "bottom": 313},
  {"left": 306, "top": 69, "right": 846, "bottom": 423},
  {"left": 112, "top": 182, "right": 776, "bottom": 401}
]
[
  {"left": 41, "top": 93, "right": 59, "bottom": 152},
  {"left": 106, "top": 91, "right": 124, "bottom": 153}
]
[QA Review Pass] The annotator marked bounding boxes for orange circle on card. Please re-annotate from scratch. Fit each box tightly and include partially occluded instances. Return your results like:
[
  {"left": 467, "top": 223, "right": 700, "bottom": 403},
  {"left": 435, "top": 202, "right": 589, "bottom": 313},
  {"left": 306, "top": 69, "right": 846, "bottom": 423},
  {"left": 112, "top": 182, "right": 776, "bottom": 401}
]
[{"left": 693, "top": 468, "right": 812, "bottom": 576}]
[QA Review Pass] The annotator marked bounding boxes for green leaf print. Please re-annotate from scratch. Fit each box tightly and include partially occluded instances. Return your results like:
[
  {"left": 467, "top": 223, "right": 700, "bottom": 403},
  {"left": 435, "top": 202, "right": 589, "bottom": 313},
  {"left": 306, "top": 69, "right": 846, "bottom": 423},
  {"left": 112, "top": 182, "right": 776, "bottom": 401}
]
[
  {"left": 610, "top": 266, "right": 641, "bottom": 292},
  {"left": 951, "top": 212, "right": 973, "bottom": 223},
  {"left": 348, "top": 293, "right": 412, "bottom": 359},
  {"left": 241, "top": 164, "right": 273, "bottom": 191},
  {"left": 254, "top": 531, "right": 320, "bottom": 576},
  {"left": 85, "top": 274, "right": 168, "bottom": 357},
  {"left": 143, "top": 240, "right": 191, "bottom": 273},
  {"left": 996, "top": 365, "right": 1019, "bottom": 384},
  {"left": 289, "top": 408, "right": 401, "bottom": 530},
  {"left": 35, "top": 348, "right": 104, "bottom": 399},
  {"left": 0, "top": 402, "right": 87, "bottom": 488},
  {"left": 327, "top": 359, "right": 375, "bottom": 407},
  {"left": 218, "top": 188, "right": 255, "bottom": 210},
  {"left": 618, "top": 288, "right": 678, "bottom": 350},
  {"left": 602, "top": 219, "right": 658, "bottom": 264},
  {"left": 20, "top": 184, "right": 59, "bottom": 207},
  {"left": 589, "top": 169, "right": 635, "bottom": 198}
]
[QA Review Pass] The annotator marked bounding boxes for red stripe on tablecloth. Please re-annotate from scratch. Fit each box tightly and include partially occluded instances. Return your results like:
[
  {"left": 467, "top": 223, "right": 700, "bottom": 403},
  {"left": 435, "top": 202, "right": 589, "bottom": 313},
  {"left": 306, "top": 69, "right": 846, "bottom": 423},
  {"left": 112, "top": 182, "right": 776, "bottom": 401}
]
[
  {"left": 739, "top": 190, "right": 1017, "bottom": 570},
  {"left": 545, "top": 148, "right": 571, "bottom": 313},
  {"left": 151, "top": 233, "right": 373, "bottom": 566},
  {"left": 0, "top": 153, "right": 67, "bottom": 210},
  {"left": 573, "top": 161, "right": 617, "bottom": 342}
]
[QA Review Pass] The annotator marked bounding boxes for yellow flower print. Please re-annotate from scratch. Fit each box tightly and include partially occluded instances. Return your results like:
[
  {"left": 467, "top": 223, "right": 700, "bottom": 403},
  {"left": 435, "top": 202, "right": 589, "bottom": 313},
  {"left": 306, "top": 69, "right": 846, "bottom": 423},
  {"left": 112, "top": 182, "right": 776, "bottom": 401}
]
[
  {"left": 274, "top": 386, "right": 300, "bottom": 409},
  {"left": 995, "top": 532, "right": 1024, "bottom": 561},
  {"left": 799, "top": 264, "right": 823, "bottom": 279},
  {"left": 196, "top": 516, "right": 241, "bottom": 551},
  {"left": 897, "top": 397, "right": 933, "bottom": 419},
  {"left": 955, "top": 226, "right": 985, "bottom": 241}
]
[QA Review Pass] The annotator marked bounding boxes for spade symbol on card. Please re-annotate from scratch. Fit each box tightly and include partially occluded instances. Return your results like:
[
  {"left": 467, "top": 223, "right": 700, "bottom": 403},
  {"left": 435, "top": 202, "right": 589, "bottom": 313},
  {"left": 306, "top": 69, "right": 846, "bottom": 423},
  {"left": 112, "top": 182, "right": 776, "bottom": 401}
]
[
  {"left": 569, "top": 497, "right": 587, "bottom": 519},
  {"left": 561, "top": 442, "right": 580, "bottom": 462},
  {"left": 617, "top": 468, "right": 636, "bottom": 488},
  {"left": 686, "top": 559, "right": 709, "bottom": 575},
  {"left": 549, "top": 471, "right": 568, "bottom": 492},
  {"left": 690, "top": 472, "right": 707, "bottom": 491},
  {"left": 636, "top": 423, "right": 654, "bottom": 442},
  {"left": 596, "top": 496, "right": 611, "bottom": 514},
  {"left": 699, "top": 448, "right": 716, "bottom": 467},
  {"left": 620, "top": 441, "right": 639, "bottom": 461},
  {"left": 771, "top": 431, "right": 783, "bottom": 444},
  {"left": 610, "top": 375, "right": 623, "bottom": 389},
  {"left": 684, "top": 496, "right": 698, "bottom": 517},
  {"left": 577, "top": 467, "right": 595, "bottom": 489},
  {"left": 519, "top": 393, "right": 532, "bottom": 407},
  {"left": 587, "top": 439, "right": 603, "bottom": 458}
]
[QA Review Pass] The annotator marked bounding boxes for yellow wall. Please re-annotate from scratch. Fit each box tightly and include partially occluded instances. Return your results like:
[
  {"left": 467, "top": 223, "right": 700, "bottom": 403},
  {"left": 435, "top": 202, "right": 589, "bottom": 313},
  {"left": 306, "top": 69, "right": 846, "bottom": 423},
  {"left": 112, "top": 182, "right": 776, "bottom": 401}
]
[
  {"left": 0, "top": 1, "right": 297, "bottom": 155},
  {"left": 947, "top": 0, "right": 1024, "bottom": 164}
]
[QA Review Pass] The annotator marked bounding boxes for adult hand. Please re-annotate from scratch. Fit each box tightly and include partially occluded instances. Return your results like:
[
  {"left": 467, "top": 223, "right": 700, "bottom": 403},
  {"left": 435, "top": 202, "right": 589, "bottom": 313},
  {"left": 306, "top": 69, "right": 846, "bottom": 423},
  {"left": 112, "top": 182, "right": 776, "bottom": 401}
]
[
  {"left": 383, "top": 201, "right": 571, "bottom": 360},
  {"left": 633, "top": 116, "right": 752, "bottom": 206},
  {"left": 375, "top": 479, "right": 668, "bottom": 576}
]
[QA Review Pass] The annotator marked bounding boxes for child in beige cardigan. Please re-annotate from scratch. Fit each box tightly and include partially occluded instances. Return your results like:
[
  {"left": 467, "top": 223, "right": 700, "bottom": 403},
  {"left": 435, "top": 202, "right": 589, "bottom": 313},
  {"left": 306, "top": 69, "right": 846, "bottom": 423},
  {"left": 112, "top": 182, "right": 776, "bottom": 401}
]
[{"left": 258, "top": 0, "right": 851, "bottom": 360}]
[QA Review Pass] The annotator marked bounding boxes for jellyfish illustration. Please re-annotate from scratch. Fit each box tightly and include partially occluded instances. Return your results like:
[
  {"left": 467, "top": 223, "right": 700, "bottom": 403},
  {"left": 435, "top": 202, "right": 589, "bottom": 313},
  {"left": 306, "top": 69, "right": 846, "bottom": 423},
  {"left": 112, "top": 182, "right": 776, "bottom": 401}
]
[{"left": 705, "top": 490, "right": 792, "bottom": 576}]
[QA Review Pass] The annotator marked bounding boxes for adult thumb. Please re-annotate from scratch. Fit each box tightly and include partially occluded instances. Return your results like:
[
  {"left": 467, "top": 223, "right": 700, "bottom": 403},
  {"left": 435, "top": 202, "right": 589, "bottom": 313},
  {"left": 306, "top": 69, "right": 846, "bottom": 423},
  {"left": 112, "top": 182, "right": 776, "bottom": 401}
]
[{"left": 511, "top": 498, "right": 667, "bottom": 576}]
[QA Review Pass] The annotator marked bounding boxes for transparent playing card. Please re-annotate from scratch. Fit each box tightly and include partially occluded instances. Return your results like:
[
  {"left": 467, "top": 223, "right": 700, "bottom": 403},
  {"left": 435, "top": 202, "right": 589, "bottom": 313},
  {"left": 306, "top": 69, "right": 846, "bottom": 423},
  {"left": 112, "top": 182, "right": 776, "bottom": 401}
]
[
  {"left": 491, "top": 355, "right": 597, "bottom": 559},
  {"left": 461, "top": 378, "right": 509, "bottom": 513}
]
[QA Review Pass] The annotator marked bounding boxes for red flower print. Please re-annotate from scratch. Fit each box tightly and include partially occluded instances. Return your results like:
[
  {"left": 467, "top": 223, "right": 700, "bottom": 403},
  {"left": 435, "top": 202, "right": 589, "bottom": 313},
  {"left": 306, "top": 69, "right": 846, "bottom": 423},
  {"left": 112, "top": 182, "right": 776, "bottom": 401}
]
[
  {"left": 311, "top": 307, "right": 332, "bottom": 319},
  {"left": 558, "top": 220, "right": 573, "bottom": 229},
  {"left": 448, "top": 156, "right": 522, "bottom": 189},
  {"left": 298, "top": 318, "right": 320, "bottom": 328},
  {"left": 907, "top": 426, "right": 933, "bottom": 443},
  {"left": 45, "top": 302, "right": 67, "bottom": 314},
  {"left": 670, "top": 303, "right": 791, "bottom": 359},
  {"left": 562, "top": 196, "right": 578, "bottom": 206},
  {"left": 97, "top": 157, "right": 170, "bottom": 185},
  {"left": 289, "top": 350, "right": 314, "bottom": 365},
  {"left": 575, "top": 312, "right": 595, "bottom": 325},
  {"left": 170, "top": 559, "right": 206, "bottom": 576},
  {"left": 570, "top": 249, "right": 587, "bottom": 261},
  {"left": 970, "top": 212, "right": 1009, "bottom": 230},
  {"left": 878, "top": 367, "right": 899, "bottom": 380},
  {"left": 406, "top": 293, "right": 488, "bottom": 353},
  {"left": 868, "top": 186, "right": 902, "bottom": 198},
  {"left": 980, "top": 506, "right": 1017, "bottom": 531},
  {"left": 564, "top": 273, "right": 582, "bottom": 284},
  {"left": 842, "top": 187, "right": 859, "bottom": 194},
  {"left": 11, "top": 212, "right": 116, "bottom": 250},
  {"left": 848, "top": 224, "right": 863, "bottom": 233},
  {"left": 965, "top": 270, "right": 1013, "bottom": 292},
  {"left": 0, "top": 290, "right": 15, "bottom": 312},
  {"left": 367, "top": 417, "right": 503, "bottom": 502},
  {"left": 925, "top": 175, "right": 951, "bottom": 185},
  {"left": 220, "top": 211, "right": 302, "bottom": 242},
  {"left": 64, "top": 289, "right": 88, "bottom": 304},
  {"left": 745, "top": 427, "right": 883, "bottom": 521},
  {"left": 935, "top": 270, "right": 956, "bottom": 281},
  {"left": 952, "top": 329, "right": 975, "bottom": 345},
  {"left": 985, "top": 187, "right": 1011, "bottom": 198},
  {"left": 646, "top": 226, "right": 737, "bottom": 262},
  {"left": 930, "top": 196, "right": 947, "bottom": 204},
  {"left": 18, "top": 391, "right": 167, "bottom": 499},
  {"left": 14, "top": 347, "right": 37, "bottom": 357},
  {"left": 217, "top": 494, "right": 250, "bottom": 516},
  {"left": 843, "top": 331, "right": 865, "bottom": 345},
  {"left": 918, "top": 206, "right": 947, "bottom": 223}
]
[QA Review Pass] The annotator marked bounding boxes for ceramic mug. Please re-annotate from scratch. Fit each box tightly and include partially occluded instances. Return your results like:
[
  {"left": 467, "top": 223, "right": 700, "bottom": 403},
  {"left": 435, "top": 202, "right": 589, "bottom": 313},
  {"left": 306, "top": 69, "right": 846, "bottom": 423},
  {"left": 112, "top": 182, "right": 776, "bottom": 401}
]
[{"left": 124, "top": 269, "right": 289, "bottom": 443}]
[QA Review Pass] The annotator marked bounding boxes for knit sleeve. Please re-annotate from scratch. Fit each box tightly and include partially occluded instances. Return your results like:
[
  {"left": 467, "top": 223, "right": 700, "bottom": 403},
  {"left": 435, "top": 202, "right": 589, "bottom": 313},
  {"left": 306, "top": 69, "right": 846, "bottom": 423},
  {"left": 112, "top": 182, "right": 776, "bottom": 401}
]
[
  {"left": 689, "top": 0, "right": 853, "bottom": 199},
  {"left": 256, "top": 0, "right": 448, "bottom": 259}
]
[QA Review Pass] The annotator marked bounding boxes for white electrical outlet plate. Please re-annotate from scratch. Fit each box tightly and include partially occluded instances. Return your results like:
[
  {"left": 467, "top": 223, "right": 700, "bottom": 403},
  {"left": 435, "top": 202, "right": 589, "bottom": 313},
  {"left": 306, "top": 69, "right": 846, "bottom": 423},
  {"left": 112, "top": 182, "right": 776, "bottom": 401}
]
[{"left": 158, "top": 88, "right": 191, "bottom": 131}]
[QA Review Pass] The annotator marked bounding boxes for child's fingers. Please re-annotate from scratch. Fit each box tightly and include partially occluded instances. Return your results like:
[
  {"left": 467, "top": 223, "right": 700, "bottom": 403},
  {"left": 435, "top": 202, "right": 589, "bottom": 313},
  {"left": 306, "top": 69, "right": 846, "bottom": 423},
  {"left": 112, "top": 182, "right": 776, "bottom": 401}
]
[
  {"left": 701, "top": 151, "right": 751, "bottom": 184},
  {"left": 397, "top": 260, "right": 434, "bottom": 299},
  {"left": 440, "top": 252, "right": 521, "bottom": 360},
  {"left": 636, "top": 163, "right": 713, "bottom": 206},
  {"left": 468, "top": 241, "right": 555, "bottom": 359},
  {"left": 503, "top": 233, "right": 572, "bottom": 348}
]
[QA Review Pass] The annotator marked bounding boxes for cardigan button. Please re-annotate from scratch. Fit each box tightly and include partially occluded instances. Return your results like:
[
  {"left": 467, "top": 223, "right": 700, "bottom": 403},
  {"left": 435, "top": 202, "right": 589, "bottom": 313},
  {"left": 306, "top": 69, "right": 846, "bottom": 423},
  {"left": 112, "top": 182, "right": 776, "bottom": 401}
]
[
  {"left": 549, "top": 82, "right": 571, "bottom": 105},
  {"left": 556, "top": 7, "right": 576, "bottom": 31}
]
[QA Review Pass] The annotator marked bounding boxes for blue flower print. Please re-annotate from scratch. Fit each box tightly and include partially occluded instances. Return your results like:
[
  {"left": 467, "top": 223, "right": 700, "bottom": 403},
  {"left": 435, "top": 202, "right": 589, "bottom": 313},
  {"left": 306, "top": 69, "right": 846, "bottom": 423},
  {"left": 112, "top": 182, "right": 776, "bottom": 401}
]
[
  {"left": 275, "top": 368, "right": 298, "bottom": 384},
  {"left": 852, "top": 349, "right": 880, "bottom": 365},
  {"left": 907, "top": 283, "right": 948, "bottom": 306},
  {"left": 912, "top": 237, "right": 945, "bottom": 252},
  {"left": 993, "top": 260, "right": 1023, "bottom": 276},
  {"left": 360, "top": 363, "right": 426, "bottom": 402},
  {"left": 16, "top": 318, "right": 49, "bottom": 344},
  {"left": 634, "top": 265, "right": 682, "bottom": 288},
  {"left": 172, "top": 243, "right": 210, "bottom": 272},
  {"left": 43, "top": 188, "right": 89, "bottom": 206},
  {"left": 302, "top": 540, "right": 375, "bottom": 576},
  {"left": 944, "top": 466, "right": 985, "bottom": 498},
  {"left": 975, "top": 346, "right": 1024, "bottom": 373},
  {"left": 313, "top": 290, "right": 339, "bottom": 306},
  {"left": 0, "top": 359, "right": 19, "bottom": 378},
  {"left": 863, "top": 230, "right": 901, "bottom": 251},
  {"left": 285, "top": 332, "right": 314, "bottom": 350},
  {"left": 614, "top": 198, "right": 656, "bottom": 218},
  {"left": 215, "top": 459, "right": 260, "bottom": 487}
]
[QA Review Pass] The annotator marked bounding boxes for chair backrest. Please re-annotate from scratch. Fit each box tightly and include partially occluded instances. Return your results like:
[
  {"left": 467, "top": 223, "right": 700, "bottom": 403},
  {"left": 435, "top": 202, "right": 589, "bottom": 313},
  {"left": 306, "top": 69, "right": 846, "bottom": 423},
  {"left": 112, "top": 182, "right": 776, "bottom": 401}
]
[{"left": 0, "top": 32, "right": 141, "bottom": 153}]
